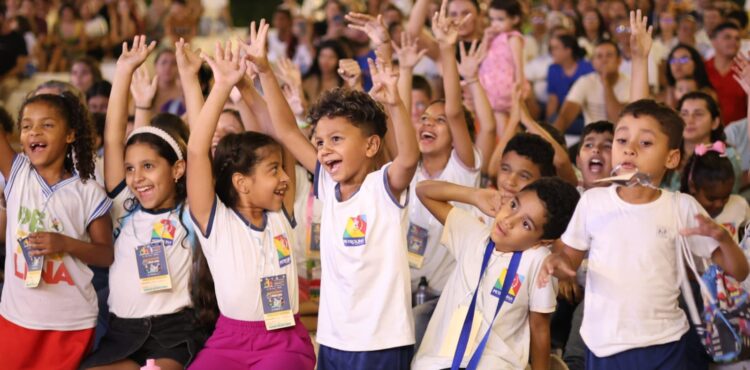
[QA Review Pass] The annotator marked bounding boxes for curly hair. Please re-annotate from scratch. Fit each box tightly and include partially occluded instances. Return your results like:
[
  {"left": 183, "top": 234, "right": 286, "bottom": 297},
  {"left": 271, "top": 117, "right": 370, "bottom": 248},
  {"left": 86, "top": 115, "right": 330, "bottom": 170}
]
[
  {"left": 503, "top": 133, "right": 556, "bottom": 177},
  {"left": 308, "top": 88, "right": 388, "bottom": 138},
  {"left": 521, "top": 177, "right": 580, "bottom": 240},
  {"left": 19, "top": 92, "right": 96, "bottom": 181},
  {"left": 213, "top": 131, "right": 282, "bottom": 208}
]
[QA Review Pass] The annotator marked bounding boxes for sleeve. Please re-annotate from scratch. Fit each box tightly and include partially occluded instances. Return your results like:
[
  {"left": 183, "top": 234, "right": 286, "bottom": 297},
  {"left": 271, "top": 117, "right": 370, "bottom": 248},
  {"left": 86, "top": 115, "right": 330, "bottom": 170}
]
[
  {"left": 382, "top": 163, "right": 408, "bottom": 208},
  {"left": 560, "top": 192, "right": 590, "bottom": 252},
  {"left": 680, "top": 194, "right": 719, "bottom": 258},
  {"left": 190, "top": 196, "right": 220, "bottom": 240},
  {"left": 440, "top": 207, "right": 491, "bottom": 260},
  {"left": 450, "top": 148, "right": 481, "bottom": 180},
  {"left": 527, "top": 248, "right": 557, "bottom": 313},
  {"left": 564, "top": 75, "right": 588, "bottom": 105},
  {"left": 84, "top": 182, "right": 113, "bottom": 227},
  {"left": 313, "top": 161, "right": 330, "bottom": 201},
  {"left": 4, "top": 154, "right": 27, "bottom": 199}
]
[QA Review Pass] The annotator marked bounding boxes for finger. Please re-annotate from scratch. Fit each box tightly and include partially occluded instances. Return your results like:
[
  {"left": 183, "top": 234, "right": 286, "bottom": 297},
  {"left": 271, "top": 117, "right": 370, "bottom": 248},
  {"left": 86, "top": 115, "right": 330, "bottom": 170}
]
[
  {"left": 470, "top": 39, "right": 478, "bottom": 55},
  {"left": 439, "top": 0, "right": 448, "bottom": 20},
  {"left": 224, "top": 40, "right": 232, "bottom": 60},
  {"left": 647, "top": 25, "right": 653, "bottom": 36},
  {"left": 348, "top": 24, "right": 367, "bottom": 33},
  {"left": 458, "top": 13, "right": 473, "bottom": 28},
  {"left": 147, "top": 40, "right": 157, "bottom": 53},
  {"left": 258, "top": 21, "right": 270, "bottom": 47},
  {"left": 416, "top": 49, "right": 427, "bottom": 61},
  {"left": 200, "top": 51, "right": 217, "bottom": 68},
  {"left": 459, "top": 41, "right": 467, "bottom": 61},
  {"left": 250, "top": 21, "right": 257, "bottom": 42},
  {"left": 367, "top": 58, "right": 377, "bottom": 79}
]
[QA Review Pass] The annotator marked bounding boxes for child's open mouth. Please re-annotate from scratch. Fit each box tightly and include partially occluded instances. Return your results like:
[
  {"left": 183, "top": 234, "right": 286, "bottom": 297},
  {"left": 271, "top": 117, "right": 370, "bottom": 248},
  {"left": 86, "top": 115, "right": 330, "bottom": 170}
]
[
  {"left": 325, "top": 160, "right": 342, "bottom": 173},
  {"left": 419, "top": 131, "right": 437, "bottom": 144},
  {"left": 29, "top": 142, "right": 47, "bottom": 153},
  {"left": 135, "top": 185, "right": 154, "bottom": 198},
  {"left": 588, "top": 157, "right": 604, "bottom": 174}
]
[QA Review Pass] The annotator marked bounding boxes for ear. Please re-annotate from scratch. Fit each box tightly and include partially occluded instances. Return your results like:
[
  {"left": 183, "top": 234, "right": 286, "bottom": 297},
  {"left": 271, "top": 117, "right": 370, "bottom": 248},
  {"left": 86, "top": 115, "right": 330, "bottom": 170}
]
[
  {"left": 171, "top": 159, "right": 186, "bottom": 182},
  {"left": 231, "top": 172, "right": 251, "bottom": 195},
  {"left": 711, "top": 117, "right": 721, "bottom": 131},
  {"left": 665, "top": 148, "right": 681, "bottom": 170},
  {"left": 65, "top": 128, "right": 75, "bottom": 145},
  {"left": 365, "top": 135, "right": 381, "bottom": 158}
]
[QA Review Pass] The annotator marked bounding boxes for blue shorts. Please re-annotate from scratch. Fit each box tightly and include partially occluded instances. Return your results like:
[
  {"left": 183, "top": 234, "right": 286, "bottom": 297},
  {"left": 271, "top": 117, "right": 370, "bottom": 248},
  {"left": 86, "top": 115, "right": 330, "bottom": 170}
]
[
  {"left": 317, "top": 344, "right": 414, "bottom": 370},
  {"left": 585, "top": 333, "right": 689, "bottom": 370}
]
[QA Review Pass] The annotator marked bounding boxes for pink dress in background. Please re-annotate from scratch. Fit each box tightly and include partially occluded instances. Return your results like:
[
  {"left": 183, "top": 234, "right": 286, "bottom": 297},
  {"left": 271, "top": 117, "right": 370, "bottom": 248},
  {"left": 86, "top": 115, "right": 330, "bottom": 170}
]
[{"left": 478, "top": 30, "right": 523, "bottom": 112}]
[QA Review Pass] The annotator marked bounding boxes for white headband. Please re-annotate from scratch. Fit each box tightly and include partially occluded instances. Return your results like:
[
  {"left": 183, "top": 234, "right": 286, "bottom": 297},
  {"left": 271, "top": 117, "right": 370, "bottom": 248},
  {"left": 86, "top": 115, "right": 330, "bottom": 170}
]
[{"left": 126, "top": 126, "right": 184, "bottom": 161}]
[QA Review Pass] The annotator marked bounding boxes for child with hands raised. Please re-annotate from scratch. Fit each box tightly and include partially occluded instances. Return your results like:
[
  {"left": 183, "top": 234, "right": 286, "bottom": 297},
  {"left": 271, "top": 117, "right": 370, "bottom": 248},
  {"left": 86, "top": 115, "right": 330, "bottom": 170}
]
[
  {"left": 408, "top": 6, "right": 482, "bottom": 351},
  {"left": 187, "top": 23, "right": 315, "bottom": 370},
  {"left": 0, "top": 62, "right": 114, "bottom": 369},
  {"left": 249, "top": 14, "right": 421, "bottom": 368},
  {"left": 81, "top": 35, "right": 208, "bottom": 370}
]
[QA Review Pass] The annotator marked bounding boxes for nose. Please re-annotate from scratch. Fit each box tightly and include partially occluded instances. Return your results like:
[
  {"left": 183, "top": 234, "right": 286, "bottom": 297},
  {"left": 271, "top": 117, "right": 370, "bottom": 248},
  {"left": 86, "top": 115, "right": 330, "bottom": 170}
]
[
  {"left": 504, "top": 173, "right": 518, "bottom": 189},
  {"left": 280, "top": 168, "right": 290, "bottom": 183}
]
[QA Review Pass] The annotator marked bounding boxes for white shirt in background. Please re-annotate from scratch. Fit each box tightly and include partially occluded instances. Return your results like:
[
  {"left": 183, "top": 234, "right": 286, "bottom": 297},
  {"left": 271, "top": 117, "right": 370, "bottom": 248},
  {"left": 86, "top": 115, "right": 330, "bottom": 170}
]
[{"left": 565, "top": 72, "right": 630, "bottom": 125}]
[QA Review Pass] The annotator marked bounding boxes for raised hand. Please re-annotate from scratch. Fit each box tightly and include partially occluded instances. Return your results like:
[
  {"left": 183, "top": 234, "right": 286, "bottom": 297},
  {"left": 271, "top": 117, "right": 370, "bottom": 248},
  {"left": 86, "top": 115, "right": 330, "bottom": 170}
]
[
  {"left": 277, "top": 57, "right": 303, "bottom": 91},
  {"left": 458, "top": 39, "right": 486, "bottom": 79},
  {"left": 432, "top": 0, "right": 472, "bottom": 46},
  {"left": 117, "top": 35, "right": 157, "bottom": 72},
  {"left": 338, "top": 58, "right": 363, "bottom": 90},
  {"left": 346, "top": 12, "right": 390, "bottom": 47},
  {"left": 733, "top": 51, "right": 750, "bottom": 94},
  {"left": 393, "top": 32, "right": 427, "bottom": 71},
  {"left": 201, "top": 41, "right": 247, "bottom": 88},
  {"left": 680, "top": 214, "right": 732, "bottom": 243},
  {"left": 240, "top": 19, "right": 271, "bottom": 73},
  {"left": 130, "top": 66, "right": 158, "bottom": 108},
  {"left": 175, "top": 38, "right": 203, "bottom": 76},
  {"left": 629, "top": 9, "right": 653, "bottom": 60},
  {"left": 368, "top": 58, "right": 400, "bottom": 105}
]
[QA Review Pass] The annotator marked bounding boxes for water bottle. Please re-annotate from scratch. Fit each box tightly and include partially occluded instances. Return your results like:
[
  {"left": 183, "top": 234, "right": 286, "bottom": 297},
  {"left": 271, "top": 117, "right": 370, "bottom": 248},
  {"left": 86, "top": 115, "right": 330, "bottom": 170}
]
[{"left": 415, "top": 277, "right": 429, "bottom": 305}]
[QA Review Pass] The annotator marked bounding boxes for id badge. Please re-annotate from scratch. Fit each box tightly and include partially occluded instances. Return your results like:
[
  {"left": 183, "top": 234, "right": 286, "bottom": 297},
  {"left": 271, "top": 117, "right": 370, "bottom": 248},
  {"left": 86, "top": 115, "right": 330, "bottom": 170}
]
[
  {"left": 439, "top": 305, "right": 482, "bottom": 357},
  {"left": 135, "top": 241, "right": 172, "bottom": 293},
  {"left": 260, "top": 274, "right": 295, "bottom": 330},
  {"left": 309, "top": 223, "right": 321, "bottom": 253},
  {"left": 18, "top": 236, "right": 43, "bottom": 288},
  {"left": 407, "top": 223, "right": 429, "bottom": 269}
]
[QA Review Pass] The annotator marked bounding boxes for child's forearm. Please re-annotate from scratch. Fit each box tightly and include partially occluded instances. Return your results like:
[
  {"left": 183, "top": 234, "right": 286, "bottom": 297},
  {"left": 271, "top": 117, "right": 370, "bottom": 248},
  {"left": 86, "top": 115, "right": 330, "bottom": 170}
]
[
  {"left": 398, "top": 66, "right": 413, "bottom": 117},
  {"left": 237, "top": 79, "right": 270, "bottom": 133},
  {"left": 189, "top": 83, "right": 232, "bottom": 156},
  {"left": 630, "top": 57, "right": 650, "bottom": 101},
  {"left": 529, "top": 312, "right": 551, "bottom": 370},
  {"left": 487, "top": 114, "right": 521, "bottom": 181},
  {"left": 714, "top": 237, "right": 750, "bottom": 281},
  {"left": 179, "top": 71, "right": 205, "bottom": 127},
  {"left": 387, "top": 99, "right": 420, "bottom": 169},
  {"left": 441, "top": 44, "right": 475, "bottom": 167},
  {"left": 469, "top": 81, "right": 497, "bottom": 175},
  {"left": 520, "top": 106, "right": 578, "bottom": 186},
  {"left": 416, "top": 180, "right": 476, "bottom": 223}
]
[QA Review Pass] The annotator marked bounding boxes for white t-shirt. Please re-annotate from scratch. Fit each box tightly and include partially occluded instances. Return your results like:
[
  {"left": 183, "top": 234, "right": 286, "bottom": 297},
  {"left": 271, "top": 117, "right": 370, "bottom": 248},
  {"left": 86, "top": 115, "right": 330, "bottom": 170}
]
[
  {"left": 0, "top": 155, "right": 112, "bottom": 330},
  {"left": 565, "top": 72, "right": 630, "bottom": 125},
  {"left": 314, "top": 162, "right": 415, "bottom": 351},
  {"left": 714, "top": 195, "right": 750, "bottom": 244},
  {"left": 408, "top": 149, "right": 481, "bottom": 293},
  {"left": 561, "top": 186, "right": 717, "bottom": 356},
  {"left": 191, "top": 198, "right": 299, "bottom": 321},
  {"left": 412, "top": 208, "right": 556, "bottom": 370},
  {"left": 107, "top": 183, "right": 195, "bottom": 318}
]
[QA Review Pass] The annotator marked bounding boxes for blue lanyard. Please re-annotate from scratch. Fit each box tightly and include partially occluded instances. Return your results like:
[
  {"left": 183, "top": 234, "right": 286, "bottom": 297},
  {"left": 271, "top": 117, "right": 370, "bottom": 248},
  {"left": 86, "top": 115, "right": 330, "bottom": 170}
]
[{"left": 451, "top": 240, "right": 522, "bottom": 370}]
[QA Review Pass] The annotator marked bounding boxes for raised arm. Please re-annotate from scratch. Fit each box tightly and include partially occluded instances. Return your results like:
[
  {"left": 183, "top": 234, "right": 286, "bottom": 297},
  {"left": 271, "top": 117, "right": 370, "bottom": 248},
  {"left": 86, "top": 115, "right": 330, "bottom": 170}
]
[
  {"left": 187, "top": 41, "right": 247, "bottom": 234},
  {"left": 394, "top": 32, "right": 428, "bottom": 115},
  {"left": 346, "top": 12, "right": 392, "bottom": 63},
  {"left": 175, "top": 38, "right": 205, "bottom": 127},
  {"left": 241, "top": 20, "right": 317, "bottom": 173},
  {"left": 105, "top": 35, "right": 156, "bottom": 193},
  {"left": 407, "top": 0, "right": 440, "bottom": 60},
  {"left": 338, "top": 58, "right": 364, "bottom": 91},
  {"left": 519, "top": 100, "right": 578, "bottom": 186},
  {"left": 130, "top": 66, "right": 158, "bottom": 129},
  {"left": 433, "top": 4, "right": 475, "bottom": 168},
  {"left": 458, "top": 39, "right": 494, "bottom": 172},
  {"left": 732, "top": 51, "right": 750, "bottom": 148},
  {"left": 487, "top": 84, "right": 523, "bottom": 181},
  {"left": 369, "top": 58, "right": 419, "bottom": 198},
  {"left": 416, "top": 180, "right": 502, "bottom": 224},
  {"left": 629, "top": 9, "right": 653, "bottom": 101}
]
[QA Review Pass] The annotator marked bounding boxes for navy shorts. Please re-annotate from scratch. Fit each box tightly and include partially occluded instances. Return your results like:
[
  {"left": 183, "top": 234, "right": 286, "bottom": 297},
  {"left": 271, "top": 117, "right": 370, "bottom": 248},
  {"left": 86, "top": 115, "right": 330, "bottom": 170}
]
[
  {"left": 585, "top": 333, "right": 689, "bottom": 370},
  {"left": 317, "top": 344, "right": 414, "bottom": 370}
]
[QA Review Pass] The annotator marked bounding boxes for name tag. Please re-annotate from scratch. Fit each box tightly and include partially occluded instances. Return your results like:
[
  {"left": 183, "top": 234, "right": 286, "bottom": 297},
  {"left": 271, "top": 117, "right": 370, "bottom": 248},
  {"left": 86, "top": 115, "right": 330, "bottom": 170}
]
[
  {"left": 439, "top": 305, "right": 482, "bottom": 357},
  {"left": 407, "top": 223, "right": 429, "bottom": 269},
  {"left": 19, "top": 236, "right": 43, "bottom": 288},
  {"left": 136, "top": 241, "right": 172, "bottom": 293},
  {"left": 309, "top": 222, "right": 321, "bottom": 253},
  {"left": 260, "top": 274, "right": 295, "bottom": 330}
]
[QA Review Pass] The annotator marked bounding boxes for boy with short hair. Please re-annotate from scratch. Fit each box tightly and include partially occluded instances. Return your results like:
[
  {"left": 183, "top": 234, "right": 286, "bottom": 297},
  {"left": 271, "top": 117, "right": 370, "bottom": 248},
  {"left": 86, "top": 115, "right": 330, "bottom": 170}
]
[
  {"left": 412, "top": 177, "right": 580, "bottom": 369},
  {"left": 540, "top": 99, "right": 750, "bottom": 369},
  {"left": 253, "top": 27, "right": 421, "bottom": 368},
  {"left": 576, "top": 121, "right": 614, "bottom": 191}
]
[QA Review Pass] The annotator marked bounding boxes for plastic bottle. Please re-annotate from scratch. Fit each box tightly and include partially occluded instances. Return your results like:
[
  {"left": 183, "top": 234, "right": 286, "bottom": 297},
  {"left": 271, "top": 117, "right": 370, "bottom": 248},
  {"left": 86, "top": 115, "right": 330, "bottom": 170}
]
[
  {"left": 141, "top": 359, "right": 161, "bottom": 370},
  {"left": 415, "top": 277, "right": 429, "bottom": 305}
]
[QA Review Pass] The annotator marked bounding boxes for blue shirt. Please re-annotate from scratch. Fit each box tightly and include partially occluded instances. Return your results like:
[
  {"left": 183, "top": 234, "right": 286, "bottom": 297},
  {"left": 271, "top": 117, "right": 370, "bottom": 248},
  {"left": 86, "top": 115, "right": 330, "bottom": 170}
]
[
  {"left": 546, "top": 61, "right": 594, "bottom": 102},
  {"left": 355, "top": 49, "right": 377, "bottom": 92}
]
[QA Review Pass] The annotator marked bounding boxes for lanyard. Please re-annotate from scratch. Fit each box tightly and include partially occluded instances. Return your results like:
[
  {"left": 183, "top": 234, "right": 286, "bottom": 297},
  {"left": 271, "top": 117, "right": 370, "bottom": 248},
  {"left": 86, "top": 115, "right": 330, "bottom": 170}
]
[{"left": 451, "top": 240, "right": 522, "bottom": 370}]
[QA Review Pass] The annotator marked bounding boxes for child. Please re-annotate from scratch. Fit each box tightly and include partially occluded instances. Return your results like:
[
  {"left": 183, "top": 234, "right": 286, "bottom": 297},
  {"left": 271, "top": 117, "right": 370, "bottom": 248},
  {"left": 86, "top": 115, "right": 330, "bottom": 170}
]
[
  {"left": 575, "top": 121, "right": 614, "bottom": 191},
  {"left": 681, "top": 144, "right": 749, "bottom": 238},
  {"left": 494, "top": 133, "right": 556, "bottom": 206},
  {"left": 81, "top": 35, "right": 207, "bottom": 370},
  {"left": 539, "top": 99, "right": 750, "bottom": 369},
  {"left": 0, "top": 92, "right": 114, "bottom": 368},
  {"left": 187, "top": 33, "right": 315, "bottom": 369},
  {"left": 409, "top": 6, "right": 481, "bottom": 350},
  {"left": 246, "top": 17, "right": 420, "bottom": 368},
  {"left": 412, "top": 177, "right": 580, "bottom": 369},
  {"left": 478, "top": 0, "right": 525, "bottom": 131}
]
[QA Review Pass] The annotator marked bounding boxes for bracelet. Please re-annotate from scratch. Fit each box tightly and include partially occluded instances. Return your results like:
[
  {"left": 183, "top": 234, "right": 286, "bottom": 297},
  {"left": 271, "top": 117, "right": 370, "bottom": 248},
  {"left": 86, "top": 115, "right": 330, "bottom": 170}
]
[
  {"left": 135, "top": 105, "right": 152, "bottom": 110},
  {"left": 463, "top": 78, "right": 479, "bottom": 85}
]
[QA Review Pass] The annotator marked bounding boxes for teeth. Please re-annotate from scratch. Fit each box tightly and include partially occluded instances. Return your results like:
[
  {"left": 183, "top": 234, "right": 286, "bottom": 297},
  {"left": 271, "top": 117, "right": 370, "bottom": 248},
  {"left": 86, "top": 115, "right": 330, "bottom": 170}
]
[
  {"left": 591, "top": 158, "right": 602, "bottom": 165},
  {"left": 420, "top": 132, "right": 436, "bottom": 139}
]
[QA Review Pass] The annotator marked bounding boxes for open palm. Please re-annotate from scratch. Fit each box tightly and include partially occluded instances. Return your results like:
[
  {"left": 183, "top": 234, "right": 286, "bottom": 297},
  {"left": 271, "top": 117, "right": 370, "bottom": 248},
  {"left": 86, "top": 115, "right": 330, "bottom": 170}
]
[
  {"left": 202, "top": 41, "right": 247, "bottom": 88},
  {"left": 117, "top": 35, "right": 156, "bottom": 71},
  {"left": 240, "top": 19, "right": 271, "bottom": 73},
  {"left": 175, "top": 38, "right": 203, "bottom": 76}
]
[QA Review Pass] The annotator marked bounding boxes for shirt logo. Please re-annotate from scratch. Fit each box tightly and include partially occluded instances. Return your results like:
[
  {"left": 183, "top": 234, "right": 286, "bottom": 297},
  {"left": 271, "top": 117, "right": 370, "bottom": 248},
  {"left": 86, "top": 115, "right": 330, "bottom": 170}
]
[
  {"left": 490, "top": 268, "right": 524, "bottom": 303},
  {"left": 343, "top": 215, "right": 367, "bottom": 247},
  {"left": 152, "top": 219, "right": 176, "bottom": 246},
  {"left": 274, "top": 234, "right": 292, "bottom": 268}
]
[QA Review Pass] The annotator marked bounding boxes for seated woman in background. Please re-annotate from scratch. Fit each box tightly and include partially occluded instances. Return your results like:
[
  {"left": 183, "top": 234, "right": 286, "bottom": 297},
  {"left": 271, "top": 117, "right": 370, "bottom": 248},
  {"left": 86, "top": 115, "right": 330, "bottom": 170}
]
[{"left": 546, "top": 33, "right": 593, "bottom": 136}]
